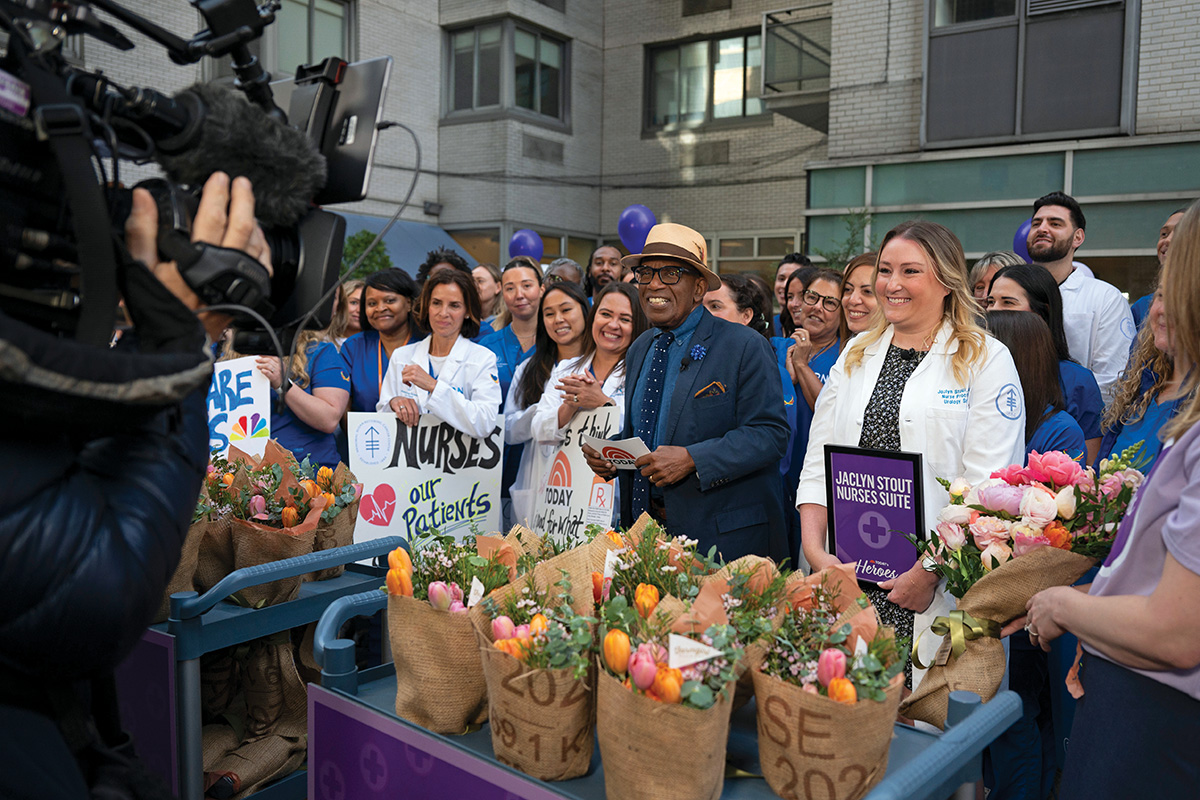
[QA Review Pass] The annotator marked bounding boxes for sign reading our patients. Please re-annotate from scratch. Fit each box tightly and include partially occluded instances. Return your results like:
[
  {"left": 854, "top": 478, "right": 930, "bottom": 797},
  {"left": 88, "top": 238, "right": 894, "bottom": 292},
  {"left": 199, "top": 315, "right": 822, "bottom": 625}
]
[
  {"left": 531, "top": 406, "right": 620, "bottom": 539},
  {"left": 348, "top": 411, "right": 503, "bottom": 544},
  {"left": 824, "top": 445, "right": 925, "bottom": 586},
  {"left": 207, "top": 355, "right": 271, "bottom": 459}
]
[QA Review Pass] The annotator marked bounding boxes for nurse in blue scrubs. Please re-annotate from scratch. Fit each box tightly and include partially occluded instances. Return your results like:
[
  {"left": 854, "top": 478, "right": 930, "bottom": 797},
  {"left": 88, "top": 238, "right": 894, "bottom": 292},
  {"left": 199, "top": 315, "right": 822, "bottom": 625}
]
[
  {"left": 987, "top": 263, "right": 1103, "bottom": 465},
  {"left": 340, "top": 268, "right": 422, "bottom": 413},
  {"left": 478, "top": 257, "right": 543, "bottom": 529},
  {"left": 1098, "top": 287, "right": 1188, "bottom": 469}
]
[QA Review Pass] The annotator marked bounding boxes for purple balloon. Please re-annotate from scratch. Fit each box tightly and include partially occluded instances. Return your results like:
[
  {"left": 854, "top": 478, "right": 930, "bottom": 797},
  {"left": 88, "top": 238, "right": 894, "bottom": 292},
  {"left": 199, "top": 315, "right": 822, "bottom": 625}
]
[
  {"left": 508, "top": 229, "right": 544, "bottom": 262},
  {"left": 1013, "top": 219, "right": 1033, "bottom": 263},
  {"left": 618, "top": 204, "right": 657, "bottom": 254}
]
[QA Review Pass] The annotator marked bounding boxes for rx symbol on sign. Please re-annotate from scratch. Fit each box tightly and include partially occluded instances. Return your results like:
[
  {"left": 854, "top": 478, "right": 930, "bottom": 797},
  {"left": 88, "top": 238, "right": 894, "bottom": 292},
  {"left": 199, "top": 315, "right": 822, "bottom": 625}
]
[{"left": 858, "top": 511, "right": 892, "bottom": 550}]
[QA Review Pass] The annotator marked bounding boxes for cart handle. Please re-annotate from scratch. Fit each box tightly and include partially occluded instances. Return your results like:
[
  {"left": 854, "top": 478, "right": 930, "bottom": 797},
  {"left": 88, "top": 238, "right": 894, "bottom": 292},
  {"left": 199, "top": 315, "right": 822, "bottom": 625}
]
[
  {"left": 169, "top": 537, "right": 407, "bottom": 621},
  {"left": 312, "top": 589, "right": 389, "bottom": 669}
]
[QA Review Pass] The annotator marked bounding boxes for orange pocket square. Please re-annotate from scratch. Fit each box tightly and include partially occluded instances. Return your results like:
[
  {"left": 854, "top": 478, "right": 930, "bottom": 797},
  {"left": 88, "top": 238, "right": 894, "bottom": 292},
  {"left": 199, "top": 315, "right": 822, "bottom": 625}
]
[{"left": 694, "top": 381, "right": 726, "bottom": 398}]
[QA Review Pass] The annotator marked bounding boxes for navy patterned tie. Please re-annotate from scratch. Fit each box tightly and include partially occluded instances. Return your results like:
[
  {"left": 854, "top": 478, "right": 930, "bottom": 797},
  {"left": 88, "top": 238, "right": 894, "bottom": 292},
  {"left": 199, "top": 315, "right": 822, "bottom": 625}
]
[{"left": 631, "top": 330, "right": 674, "bottom": 516}]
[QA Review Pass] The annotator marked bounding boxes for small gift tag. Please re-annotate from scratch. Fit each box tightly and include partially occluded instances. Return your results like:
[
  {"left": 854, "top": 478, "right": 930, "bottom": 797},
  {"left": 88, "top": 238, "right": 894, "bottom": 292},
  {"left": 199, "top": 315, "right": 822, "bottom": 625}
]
[
  {"left": 668, "top": 633, "right": 723, "bottom": 670},
  {"left": 602, "top": 547, "right": 624, "bottom": 580},
  {"left": 467, "top": 576, "right": 486, "bottom": 608},
  {"left": 933, "top": 635, "right": 953, "bottom": 667}
]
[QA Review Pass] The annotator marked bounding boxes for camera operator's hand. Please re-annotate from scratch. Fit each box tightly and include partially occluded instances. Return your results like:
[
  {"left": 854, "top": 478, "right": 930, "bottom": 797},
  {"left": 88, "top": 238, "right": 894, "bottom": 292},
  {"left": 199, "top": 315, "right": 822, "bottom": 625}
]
[{"left": 125, "top": 172, "right": 272, "bottom": 341}]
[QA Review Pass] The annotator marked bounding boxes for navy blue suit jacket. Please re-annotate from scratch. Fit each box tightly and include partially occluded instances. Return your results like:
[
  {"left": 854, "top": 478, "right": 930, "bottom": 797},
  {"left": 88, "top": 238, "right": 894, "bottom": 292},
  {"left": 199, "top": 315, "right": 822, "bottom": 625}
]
[{"left": 619, "top": 308, "right": 789, "bottom": 562}]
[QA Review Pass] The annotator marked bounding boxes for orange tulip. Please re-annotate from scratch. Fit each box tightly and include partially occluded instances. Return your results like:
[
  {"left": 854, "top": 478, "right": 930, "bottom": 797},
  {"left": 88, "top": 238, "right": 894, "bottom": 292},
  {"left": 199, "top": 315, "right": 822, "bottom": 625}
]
[
  {"left": 221, "top": 473, "right": 235, "bottom": 488},
  {"left": 280, "top": 506, "right": 300, "bottom": 528},
  {"left": 513, "top": 634, "right": 533, "bottom": 661},
  {"left": 592, "top": 571, "right": 604, "bottom": 604},
  {"left": 634, "top": 583, "right": 660, "bottom": 618},
  {"left": 316, "top": 465, "right": 334, "bottom": 488},
  {"left": 386, "top": 568, "right": 413, "bottom": 597},
  {"left": 652, "top": 665, "right": 683, "bottom": 704},
  {"left": 602, "top": 629, "right": 631, "bottom": 675},
  {"left": 530, "top": 613, "right": 549, "bottom": 636},
  {"left": 300, "top": 479, "right": 321, "bottom": 499},
  {"left": 494, "top": 639, "right": 516, "bottom": 657},
  {"left": 388, "top": 547, "right": 413, "bottom": 575},
  {"left": 605, "top": 529, "right": 622, "bottom": 546},
  {"left": 827, "top": 677, "right": 857, "bottom": 704}
]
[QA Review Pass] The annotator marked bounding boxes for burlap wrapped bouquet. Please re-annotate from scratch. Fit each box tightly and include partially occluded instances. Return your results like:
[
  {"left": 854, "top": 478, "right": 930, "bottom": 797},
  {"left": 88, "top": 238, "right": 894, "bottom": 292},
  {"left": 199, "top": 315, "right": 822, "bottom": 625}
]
[{"left": 901, "top": 546, "right": 1095, "bottom": 727}]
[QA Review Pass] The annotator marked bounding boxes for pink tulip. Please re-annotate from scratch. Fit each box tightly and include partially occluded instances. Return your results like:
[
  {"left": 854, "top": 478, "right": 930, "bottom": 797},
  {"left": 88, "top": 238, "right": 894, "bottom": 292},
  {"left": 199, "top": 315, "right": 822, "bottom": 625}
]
[
  {"left": 817, "top": 648, "right": 846, "bottom": 688},
  {"left": 247, "top": 494, "right": 268, "bottom": 519},
  {"left": 628, "top": 645, "right": 659, "bottom": 691},
  {"left": 428, "top": 581, "right": 453, "bottom": 611},
  {"left": 513, "top": 624, "right": 531, "bottom": 640},
  {"left": 449, "top": 601, "right": 467, "bottom": 613},
  {"left": 492, "top": 615, "right": 515, "bottom": 640},
  {"left": 936, "top": 521, "right": 967, "bottom": 551},
  {"left": 449, "top": 582, "right": 464, "bottom": 605},
  {"left": 802, "top": 683, "right": 820, "bottom": 695}
]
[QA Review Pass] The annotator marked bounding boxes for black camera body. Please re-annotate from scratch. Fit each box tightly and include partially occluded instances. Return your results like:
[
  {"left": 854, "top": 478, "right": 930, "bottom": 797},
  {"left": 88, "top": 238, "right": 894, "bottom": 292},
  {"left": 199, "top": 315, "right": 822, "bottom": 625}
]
[{"left": 0, "top": 0, "right": 349, "bottom": 351}]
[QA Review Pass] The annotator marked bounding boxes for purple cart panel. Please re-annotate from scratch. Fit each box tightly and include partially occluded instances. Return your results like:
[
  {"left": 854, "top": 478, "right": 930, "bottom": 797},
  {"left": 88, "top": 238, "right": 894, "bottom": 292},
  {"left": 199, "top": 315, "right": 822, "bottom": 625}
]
[{"left": 114, "top": 628, "right": 178, "bottom": 794}]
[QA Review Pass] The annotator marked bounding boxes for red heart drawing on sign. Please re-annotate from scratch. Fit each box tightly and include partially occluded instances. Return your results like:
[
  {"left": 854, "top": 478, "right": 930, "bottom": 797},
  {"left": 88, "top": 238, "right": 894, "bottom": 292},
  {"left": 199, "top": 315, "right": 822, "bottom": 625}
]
[{"left": 361, "top": 483, "right": 396, "bottom": 526}]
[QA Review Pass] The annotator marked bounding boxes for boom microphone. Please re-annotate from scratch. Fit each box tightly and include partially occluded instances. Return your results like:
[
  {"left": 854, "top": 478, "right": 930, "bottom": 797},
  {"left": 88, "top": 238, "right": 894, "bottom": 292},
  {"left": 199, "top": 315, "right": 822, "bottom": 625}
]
[{"left": 152, "top": 83, "right": 327, "bottom": 228}]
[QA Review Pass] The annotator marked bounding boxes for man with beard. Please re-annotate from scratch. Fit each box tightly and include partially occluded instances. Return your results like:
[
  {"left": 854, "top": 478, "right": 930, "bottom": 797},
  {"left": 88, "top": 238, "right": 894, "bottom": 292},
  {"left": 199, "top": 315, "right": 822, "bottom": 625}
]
[
  {"left": 1028, "top": 192, "right": 1133, "bottom": 402},
  {"left": 586, "top": 245, "right": 622, "bottom": 302}
]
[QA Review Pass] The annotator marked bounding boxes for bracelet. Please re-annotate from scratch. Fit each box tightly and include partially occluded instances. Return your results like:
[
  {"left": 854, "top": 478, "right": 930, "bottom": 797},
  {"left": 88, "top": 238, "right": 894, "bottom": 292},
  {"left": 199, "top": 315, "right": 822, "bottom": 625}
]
[{"left": 921, "top": 555, "right": 939, "bottom": 573}]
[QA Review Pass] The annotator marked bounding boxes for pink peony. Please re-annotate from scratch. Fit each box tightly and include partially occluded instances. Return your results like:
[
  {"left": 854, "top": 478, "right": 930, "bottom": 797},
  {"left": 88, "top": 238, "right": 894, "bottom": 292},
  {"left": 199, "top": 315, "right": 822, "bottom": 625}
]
[
  {"left": 969, "top": 516, "right": 1012, "bottom": 549},
  {"left": 980, "top": 541, "right": 1013, "bottom": 571},
  {"left": 936, "top": 521, "right": 967, "bottom": 551},
  {"left": 1019, "top": 485, "right": 1058, "bottom": 526},
  {"left": 1100, "top": 474, "right": 1124, "bottom": 499},
  {"left": 1011, "top": 528, "right": 1051, "bottom": 556},
  {"left": 965, "top": 478, "right": 1008, "bottom": 507},
  {"left": 977, "top": 484, "right": 1026, "bottom": 517},
  {"left": 1028, "top": 450, "right": 1085, "bottom": 488},
  {"left": 990, "top": 464, "right": 1030, "bottom": 486}
]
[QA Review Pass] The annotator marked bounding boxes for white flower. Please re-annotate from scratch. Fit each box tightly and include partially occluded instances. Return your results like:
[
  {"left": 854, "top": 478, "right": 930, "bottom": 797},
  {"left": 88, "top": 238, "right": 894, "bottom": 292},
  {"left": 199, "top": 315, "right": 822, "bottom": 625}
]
[
  {"left": 1019, "top": 485, "right": 1058, "bottom": 526},
  {"left": 938, "top": 504, "right": 974, "bottom": 525},
  {"left": 1054, "top": 485, "right": 1076, "bottom": 520},
  {"left": 660, "top": 565, "right": 678, "bottom": 573},
  {"left": 948, "top": 477, "right": 971, "bottom": 498}
]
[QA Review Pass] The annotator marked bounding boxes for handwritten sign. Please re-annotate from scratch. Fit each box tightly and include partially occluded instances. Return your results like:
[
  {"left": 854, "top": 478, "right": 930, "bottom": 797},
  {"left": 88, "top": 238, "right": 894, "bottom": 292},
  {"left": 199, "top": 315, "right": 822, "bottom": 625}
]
[
  {"left": 579, "top": 433, "right": 649, "bottom": 469},
  {"left": 824, "top": 445, "right": 925, "bottom": 585},
  {"left": 531, "top": 407, "right": 620, "bottom": 540},
  {"left": 349, "top": 411, "right": 503, "bottom": 543},
  {"left": 668, "top": 633, "right": 724, "bottom": 670},
  {"left": 207, "top": 356, "right": 271, "bottom": 458}
]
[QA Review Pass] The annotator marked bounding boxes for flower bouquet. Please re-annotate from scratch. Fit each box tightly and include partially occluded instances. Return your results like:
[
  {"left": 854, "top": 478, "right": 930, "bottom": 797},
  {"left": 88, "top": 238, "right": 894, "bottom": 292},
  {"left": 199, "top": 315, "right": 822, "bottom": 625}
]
[
  {"left": 594, "top": 530, "right": 739, "bottom": 800},
  {"left": 900, "top": 446, "right": 1145, "bottom": 726},
  {"left": 384, "top": 531, "right": 523, "bottom": 733},
  {"left": 305, "top": 461, "right": 362, "bottom": 581},
  {"left": 475, "top": 572, "right": 597, "bottom": 780},
  {"left": 754, "top": 567, "right": 903, "bottom": 800}
]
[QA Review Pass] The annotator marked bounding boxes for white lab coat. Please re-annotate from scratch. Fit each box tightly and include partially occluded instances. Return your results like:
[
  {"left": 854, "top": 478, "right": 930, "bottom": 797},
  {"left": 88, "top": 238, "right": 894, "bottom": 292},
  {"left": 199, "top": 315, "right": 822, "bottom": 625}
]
[
  {"left": 376, "top": 335, "right": 502, "bottom": 439},
  {"left": 796, "top": 321, "right": 1026, "bottom": 687},
  {"left": 1058, "top": 268, "right": 1134, "bottom": 404}
]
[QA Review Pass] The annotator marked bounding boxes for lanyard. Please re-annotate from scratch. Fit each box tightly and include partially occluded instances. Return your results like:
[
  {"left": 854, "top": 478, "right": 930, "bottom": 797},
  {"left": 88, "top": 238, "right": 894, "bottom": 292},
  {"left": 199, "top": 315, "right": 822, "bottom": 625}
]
[
  {"left": 428, "top": 357, "right": 439, "bottom": 381},
  {"left": 377, "top": 339, "right": 385, "bottom": 395}
]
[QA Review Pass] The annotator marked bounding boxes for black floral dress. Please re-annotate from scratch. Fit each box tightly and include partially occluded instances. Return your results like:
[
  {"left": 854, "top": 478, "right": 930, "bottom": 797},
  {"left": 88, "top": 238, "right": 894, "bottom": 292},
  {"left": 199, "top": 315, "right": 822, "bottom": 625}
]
[{"left": 858, "top": 344, "right": 927, "bottom": 686}]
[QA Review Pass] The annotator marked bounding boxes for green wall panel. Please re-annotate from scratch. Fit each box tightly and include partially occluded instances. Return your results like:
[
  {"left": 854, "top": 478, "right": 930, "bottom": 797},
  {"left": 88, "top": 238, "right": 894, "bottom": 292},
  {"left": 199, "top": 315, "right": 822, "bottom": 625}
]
[
  {"left": 809, "top": 166, "right": 866, "bottom": 209},
  {"left": 806, "top": 214, "right": 846, "bottom": 253},
  {"left": 869, "top": 208, "right": 1030, "bottom": 255},
  {"left": 873, "top": 153, "right": 1064, "bottom": 205},
  {"left": 1073, "top": 143, "right": 1200, "bottom": 197},
  {"left": 1077, "top": 201, "right": 1189, "bottom": 251}
]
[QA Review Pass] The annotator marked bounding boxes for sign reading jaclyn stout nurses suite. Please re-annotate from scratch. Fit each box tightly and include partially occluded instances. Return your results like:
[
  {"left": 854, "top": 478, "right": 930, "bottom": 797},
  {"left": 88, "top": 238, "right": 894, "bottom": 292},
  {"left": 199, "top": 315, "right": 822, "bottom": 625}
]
[
  {"left": 348, "top": 412, "right": 503, "bottom": 544},
  {"left": 824, "top": 445, "right": 925, "bottom": 586}
]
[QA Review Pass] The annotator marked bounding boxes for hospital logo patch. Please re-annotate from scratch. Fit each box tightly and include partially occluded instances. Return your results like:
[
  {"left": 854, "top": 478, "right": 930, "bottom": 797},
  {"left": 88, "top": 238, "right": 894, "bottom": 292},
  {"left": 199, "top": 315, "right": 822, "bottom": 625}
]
[{"left": 996, "top": 383, "right": 1022, "bottom": 420}]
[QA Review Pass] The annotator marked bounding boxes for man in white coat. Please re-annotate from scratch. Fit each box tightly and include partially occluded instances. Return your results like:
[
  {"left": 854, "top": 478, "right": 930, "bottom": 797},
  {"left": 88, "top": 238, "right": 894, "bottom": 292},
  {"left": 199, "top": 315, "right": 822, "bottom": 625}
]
[{"left": 1027, "top": 192, "right": 1133, "bottom": 402}]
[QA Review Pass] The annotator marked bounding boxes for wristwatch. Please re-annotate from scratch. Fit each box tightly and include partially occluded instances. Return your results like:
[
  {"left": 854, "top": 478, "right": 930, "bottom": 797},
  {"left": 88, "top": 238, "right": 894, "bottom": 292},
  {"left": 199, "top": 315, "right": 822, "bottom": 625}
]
[{"left": 921, "top": 555, "right": 940, "bottom": 573}]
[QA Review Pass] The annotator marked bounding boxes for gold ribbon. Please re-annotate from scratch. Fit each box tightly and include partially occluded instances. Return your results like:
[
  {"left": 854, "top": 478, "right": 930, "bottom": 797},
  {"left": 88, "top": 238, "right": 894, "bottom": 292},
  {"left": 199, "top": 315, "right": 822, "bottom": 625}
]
[{"left": 911, "top": 610, "right": 1001, "bottom": 670}]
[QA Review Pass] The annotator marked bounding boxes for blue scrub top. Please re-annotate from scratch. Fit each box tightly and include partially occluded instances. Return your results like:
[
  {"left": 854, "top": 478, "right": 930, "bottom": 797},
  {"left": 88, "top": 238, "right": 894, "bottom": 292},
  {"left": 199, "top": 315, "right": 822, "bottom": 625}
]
[
  {"left": 1130, "top": 293, "right": 1152, "bottom": 331},
  {"left": 273, "top": 341, "right": 352, "bottom": 469},
  {"left": 339, "top": 328, "right": 424, "bottom": 413},
  {"left": 1058, "top": 360, "right": 1104, "bottom": 441},
  {"left": 479, "top": 325, "right": 535, "bottom": 402},
  {"left": 1099, "top": 394, "right": 1182, "bottom": 471},
  {"left": 782, "top": 336, "right": 839, "bottom": 499},
  {"left": 1026, "top": 407, "right": 1085, "bottom": 463},
  {"left": 473, "top": 317, "right": 496, "bottom": 343},
  {"left": 769, "top": 337, "right": 800, "bottom": 483}
]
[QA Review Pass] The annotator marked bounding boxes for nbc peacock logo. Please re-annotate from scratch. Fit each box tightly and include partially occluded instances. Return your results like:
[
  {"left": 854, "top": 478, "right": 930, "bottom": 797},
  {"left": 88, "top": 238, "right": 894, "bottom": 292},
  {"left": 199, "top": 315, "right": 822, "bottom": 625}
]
[{"left": 229, "top": 413, "right": 269, "bottom": 442}]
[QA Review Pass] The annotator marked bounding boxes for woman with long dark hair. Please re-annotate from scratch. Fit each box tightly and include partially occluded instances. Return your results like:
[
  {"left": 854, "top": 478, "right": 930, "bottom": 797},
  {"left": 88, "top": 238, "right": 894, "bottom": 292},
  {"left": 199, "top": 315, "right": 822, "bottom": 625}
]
[
  {"left": 986, "top": 262, "right": 1104, "bottom": 465},
  {"left": 506, "top": 281, "right": 592, "bottom": 523},
  {"left": 339, "top": 268, "right": 422, "bottom": 413}
]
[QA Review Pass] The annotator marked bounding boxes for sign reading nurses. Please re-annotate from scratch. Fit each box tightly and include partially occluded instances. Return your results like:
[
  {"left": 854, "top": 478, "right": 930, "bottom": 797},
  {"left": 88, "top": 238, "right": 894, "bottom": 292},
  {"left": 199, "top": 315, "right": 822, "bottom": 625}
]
[
  {"left": 348, "top": 411, "right": 503, "bottom": 544},
  {"left": 531, "top": 406, "right": 621, "bottom": 539},
  {"left": 207, "top": 355, "right": 271, "bottom": 459},
  {"left": 823, "top": 445, "right": 925, "bottom": 586}
]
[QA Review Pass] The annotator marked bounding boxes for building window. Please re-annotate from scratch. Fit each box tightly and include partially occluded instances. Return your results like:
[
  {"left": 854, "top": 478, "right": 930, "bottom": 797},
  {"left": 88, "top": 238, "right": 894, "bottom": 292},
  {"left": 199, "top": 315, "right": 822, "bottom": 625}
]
[
  {"left": 206, "top": 0, "right": 354, "bottom": 80},
  {"left": 445, "top": 20, "right": 568, "bottom": 123},
  {"left": 648, "top": 33, "right": 764, "bottom": 129},
  {"left": 925, "top": 1, "right": 1131, "bottom": 145},
  {"left": 713, "top": 233, "right": 800, "bottom": 304}
]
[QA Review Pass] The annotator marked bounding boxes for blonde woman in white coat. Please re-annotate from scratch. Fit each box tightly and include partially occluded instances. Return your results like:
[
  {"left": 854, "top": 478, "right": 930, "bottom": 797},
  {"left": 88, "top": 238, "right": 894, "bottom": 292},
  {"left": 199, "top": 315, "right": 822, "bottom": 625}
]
[
  {"left": 377, "top": 270, "right": 501, "bottom": 438},
  {"left": 797, "top": 220, "right": 1025, "bottom": 690}
]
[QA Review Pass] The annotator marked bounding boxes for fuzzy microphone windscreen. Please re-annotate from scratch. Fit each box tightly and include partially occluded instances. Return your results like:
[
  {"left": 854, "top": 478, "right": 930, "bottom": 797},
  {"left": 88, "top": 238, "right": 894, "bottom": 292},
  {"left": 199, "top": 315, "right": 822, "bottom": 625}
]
[{"left": 154, "top": 83, "right": 327, "bottom": 229}]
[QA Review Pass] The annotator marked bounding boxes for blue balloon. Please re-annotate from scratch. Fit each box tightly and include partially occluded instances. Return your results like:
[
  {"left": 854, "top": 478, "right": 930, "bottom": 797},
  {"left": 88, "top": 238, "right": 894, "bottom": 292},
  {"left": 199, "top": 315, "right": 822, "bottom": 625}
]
[
  {"left": 618, "top": 204, "right": 657, "bottom": 254},
  {"left": 508, "top": 229, "right": 544, "bottom": 262},
  {"left": 1013, "top": 219, "right": 1033, "bottom": 263}
]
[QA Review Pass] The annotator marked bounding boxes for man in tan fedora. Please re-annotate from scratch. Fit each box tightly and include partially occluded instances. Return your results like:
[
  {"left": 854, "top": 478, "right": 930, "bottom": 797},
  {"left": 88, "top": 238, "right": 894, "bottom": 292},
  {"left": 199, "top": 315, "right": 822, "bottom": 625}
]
[{"left": 582, "top": 222, "right": 789, "bottom": 562}]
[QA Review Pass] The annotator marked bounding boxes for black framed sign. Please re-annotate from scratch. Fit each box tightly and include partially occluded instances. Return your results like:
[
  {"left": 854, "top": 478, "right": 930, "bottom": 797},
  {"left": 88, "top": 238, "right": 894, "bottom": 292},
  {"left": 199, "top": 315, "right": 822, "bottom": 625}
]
[{"left": 824, "top": 445, "right": 925, "bottom": 586}]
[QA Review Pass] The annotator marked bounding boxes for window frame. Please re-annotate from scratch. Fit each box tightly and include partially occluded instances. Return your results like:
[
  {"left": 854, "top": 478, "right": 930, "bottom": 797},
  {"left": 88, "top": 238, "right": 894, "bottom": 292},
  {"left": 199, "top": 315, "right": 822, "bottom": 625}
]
[
  {"left": 202, "top": 0, "right": 357, "bottom": 81},
  {"left": 643, "top": 30, "right": 770, "bottom": 134},
  {"left": 442, "top": 18, "right": 571, "bottom": 129}
]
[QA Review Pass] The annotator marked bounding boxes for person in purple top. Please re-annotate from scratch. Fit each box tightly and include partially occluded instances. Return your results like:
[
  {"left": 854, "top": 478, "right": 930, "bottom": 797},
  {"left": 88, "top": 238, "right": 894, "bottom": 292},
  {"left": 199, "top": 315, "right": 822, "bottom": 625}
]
[{"left": 1023, "top": 201, "right": 1200, "bottom": 800}]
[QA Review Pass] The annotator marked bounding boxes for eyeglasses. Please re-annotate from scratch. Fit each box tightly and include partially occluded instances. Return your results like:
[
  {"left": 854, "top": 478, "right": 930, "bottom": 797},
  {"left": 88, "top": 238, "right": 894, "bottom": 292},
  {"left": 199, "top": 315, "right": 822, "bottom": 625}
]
[
  {"left": 543, "top": 274, "right": 570, "bottom": 285},
  {"left": 632, "top": 265, "right": 695, "bottom": 285},
  {"left": 802, "top": 289, "right": 841, "bottom": 312}
]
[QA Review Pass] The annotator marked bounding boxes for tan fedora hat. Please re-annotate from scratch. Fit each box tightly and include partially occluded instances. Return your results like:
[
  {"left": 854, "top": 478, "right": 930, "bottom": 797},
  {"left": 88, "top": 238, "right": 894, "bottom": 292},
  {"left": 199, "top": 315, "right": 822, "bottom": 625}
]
[{"left": 621, "top": 223, "right": 721, "bottom": 288}]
